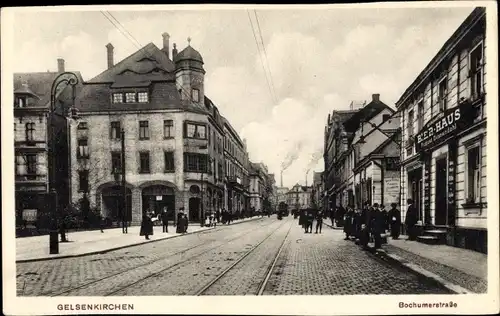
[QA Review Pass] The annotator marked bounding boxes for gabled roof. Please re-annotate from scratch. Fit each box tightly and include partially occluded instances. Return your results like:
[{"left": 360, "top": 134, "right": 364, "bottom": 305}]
[
  {"left": 343, "top": 99, "right": 392, "bottom": 133},
  {"left": 14, "top": 71, "right": 84, "bottom": 108},
  {"left": 88, "top": 43, "right": 175, "bottom": 83}
]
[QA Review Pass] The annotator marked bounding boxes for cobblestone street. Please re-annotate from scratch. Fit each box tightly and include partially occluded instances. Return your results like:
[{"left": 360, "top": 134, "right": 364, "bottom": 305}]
[{"left": 17, "top": 217, "right": 451, "bottom": 296}]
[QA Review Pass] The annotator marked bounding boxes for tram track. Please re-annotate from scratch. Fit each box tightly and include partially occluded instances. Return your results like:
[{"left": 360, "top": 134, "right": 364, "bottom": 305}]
[
  {"left": 195, "top": 219, "right": 293, "bottom": 296},
  {"left": 49, "top": 219, "right": 277, "bottom": 296}
]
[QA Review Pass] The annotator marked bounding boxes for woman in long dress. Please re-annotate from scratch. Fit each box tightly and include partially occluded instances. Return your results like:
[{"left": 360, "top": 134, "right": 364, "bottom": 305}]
[{"left": 140, "top": 212, "right": 153, "bottom": 240}]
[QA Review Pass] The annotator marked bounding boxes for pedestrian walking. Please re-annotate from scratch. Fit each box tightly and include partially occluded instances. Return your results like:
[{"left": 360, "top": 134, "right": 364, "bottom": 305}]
[
  {"left": 183, "top": 214, "right": 189, "bottom": 233},
  {"left": 299, "top": 209, "right": 305, "bottom": 228},
  {"left": 161, "top": 207, "right": 169, "bottom": 233},
  {"left": 305, "top": 210, "right": 314, "bottom": 233},
  {"left": 343, "top": 205, "right": 355, "bottom": 240},
  {"left": 176, "top": 211, "right": 184, "bottom": 233},
  {"left": 315, "top": 210, "right": 323, "bottom": 234},
  {"left": 388, "top": 203, "right": 401, "bottom": 239},
  {"left": 369, "top": 203, "right": 385, "bottom": 249},
  {"left": 140, "top": 212, "right": 153, "bottom": 240},
  {"left": 405, "top": 199, "right": 418, "bottom": 240},
  {"left": 216, "top": 209, "right": 221, "bottom": 223}
]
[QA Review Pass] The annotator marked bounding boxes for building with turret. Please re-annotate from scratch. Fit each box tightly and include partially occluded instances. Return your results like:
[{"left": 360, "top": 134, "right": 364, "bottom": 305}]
[{"left": 70, "top": 33, "right": 246, "bottom": 225}]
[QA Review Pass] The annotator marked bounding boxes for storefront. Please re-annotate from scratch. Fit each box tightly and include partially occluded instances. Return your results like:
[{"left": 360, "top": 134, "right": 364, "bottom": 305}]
[{"left": 413, "top": 100, "right": 486, "bottom": 252}]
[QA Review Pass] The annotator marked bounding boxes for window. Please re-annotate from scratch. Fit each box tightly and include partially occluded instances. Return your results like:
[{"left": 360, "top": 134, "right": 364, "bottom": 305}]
[
  {"left": 125, "top": 92, "right": 136, "bottom": 103},
  {"left": 77, "top": 139, "right": 89, "bottom": 159},
  {"left": 139, "top": 152, "right": 150, "bottom": 173},
  {"left": 25, "top": 122, "right": 35, "bottom": 142},
  {"left": 139, "top": 121, "right": 150, "bottom": 140},
  {"left": 185, "top": 122, "right": 206, "bottom": 139},
  {"left": 111, "top": 152, "right": 122, "bottom": 174},
  {"left": 26, "top": 154, "right": 37, "bottom": 176},
  {"left": 112, "top": 93, "right": 123, "bottom": 103},
  {"left": 218, "top": 163, "right": 223, "bottom": 180},
  {"left": 164, "top": 120, "right": 174, "bottom": 138},
  {"left": 164, "top": 151, "right": 175, "bottom": 172},
  {"left": 417, "top": 100, "right": 424, "bottom": 130},
  {"left": 137, "top": 92, "right": 149, "bottom": 103},
  {"left": 77, "top": 122, "right": 88, "bottom": 130},
  {"left": 79, "top": 170, "right": 89, "bottom": 192},
  {"left": 184, "top": 153, "right": 207, "bottom": 172},
  {"left": 110, "top": 121, "right": 121, "bottom": 140},
  {"left": 466, "top": 145, "right": 481, "bottom": 203},
  {"left": 438, "top": 77, "right": 448, "bottom": 111},
  {"left": 407, "top": 110, "right": 414, "bottom": 137},
  {"left": 191, "top": 89, "right": 200, "bottom": 102},
  {"left": 470, "top": 42, "right": 484, "bottom": 99}
]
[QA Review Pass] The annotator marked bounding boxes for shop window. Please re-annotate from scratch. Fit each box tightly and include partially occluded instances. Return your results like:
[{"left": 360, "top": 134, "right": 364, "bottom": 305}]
[
  {"left": 466, "top": 145, "right": 481, "bottom": 204},
  {"left": 469, "top": 41, "right": 484, "bottom": 100}
]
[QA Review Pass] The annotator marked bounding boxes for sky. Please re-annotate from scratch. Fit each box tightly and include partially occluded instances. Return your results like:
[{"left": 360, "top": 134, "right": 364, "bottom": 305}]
[{"left": 10, "top": 5, "right": 476, "bottom": 188}]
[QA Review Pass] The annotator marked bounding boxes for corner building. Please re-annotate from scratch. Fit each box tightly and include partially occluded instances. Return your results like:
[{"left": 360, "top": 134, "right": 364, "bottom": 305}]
[
  {"left": 397, "top": 8, "right": 487, "bottom": 253},
  {"left": 71, "top": 33, "right": 230, "bottom": 224}
]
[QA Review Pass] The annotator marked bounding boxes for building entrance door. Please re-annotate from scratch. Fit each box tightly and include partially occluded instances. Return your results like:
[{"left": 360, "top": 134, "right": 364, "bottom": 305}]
[
  {"left": 408, "top": 167, "right": 423, "bottom": 222},
  {"left": 189, "top": 198, "right": 200, "bottom": 222},
  {"left": 434, "top": 158, "right": 448, "bottom": 225}
]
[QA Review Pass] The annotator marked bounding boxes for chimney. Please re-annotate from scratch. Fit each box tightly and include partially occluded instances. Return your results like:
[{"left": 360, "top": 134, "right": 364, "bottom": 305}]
[
  {"left": 372, "top": 94, "right": 380, "bottom": 102},
  {"left": 57, "top": 58, "right": 65, "bottom": 73},
  {"left": 106, "top": 43, "right": 114, "bottom": 69},
  {"left": 280, "top": 170, "right": 283, "bottom": 188},
  {"left": 162, "top": 32, "right": 170, "bottom": 58},
  {"left": 172, "top": 43, "right": 178, "bottom": 60}
]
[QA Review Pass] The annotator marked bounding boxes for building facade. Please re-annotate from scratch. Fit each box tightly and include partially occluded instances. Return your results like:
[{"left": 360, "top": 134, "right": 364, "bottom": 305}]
[
  {"left": 311, "top": 171, "right": 324, "bottom": 210},
  {"left": 71, "top": 33, "right": 247, "bottom": 224},
  {"left": 396, "top": 8, "right": 487, "bottom": 253},
  {"left": 287, "top": 184, "right": 312, "bottom": 211},
  {"left": 324, "top": 94, "right": 395, "bottom": 209},
  {"left": 14, "top": 59, "right": 83, "bottom": 230}
]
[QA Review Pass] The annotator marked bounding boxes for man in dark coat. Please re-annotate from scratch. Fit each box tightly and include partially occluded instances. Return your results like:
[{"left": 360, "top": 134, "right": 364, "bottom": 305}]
[
  {"left": 315, "top": 210, "right": 324, "bottom": 234},
  {"left": 304, "top": 210, "right": 314, "bottom": 233},
  {"left": 176, "top": 212, "right": 184, "bottom": 233},
  {"left": 358, "top": 202, "right": 371, "bottom": 248},
  {"left": 216, "top": 209, "right": 221, "bottom": 223},
  {"left": 405, "top": 199, "right": 418, "bottom": 240},
  {"left": 369, "top": 203, "right": 385, "bottom": 249},
  {"left": 299, "top": 209, "right": 305, "bottom": 227},
  {"left": 388, "top": 203, "right": 401, "bottom": 239},
  {"left": 161, "top": 207, "right": 169, "bottom": 233},
  {"left": 343, "top": 205, "right": 355, "bottom": 240},
  {"left": 140, "top": 212, "right": 153, "bottom": 240},
  {"left": 336, "top": 205, "right": 346, "bottom": 228}
]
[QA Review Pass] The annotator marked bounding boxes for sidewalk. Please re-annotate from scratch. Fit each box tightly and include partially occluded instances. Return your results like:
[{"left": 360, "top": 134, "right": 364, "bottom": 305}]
[
  {"left": 16, "top": 216, "right": 263, "bottom": 263},
  {"left": 367, "top": 235, "right": 487, "bottom": 294}
]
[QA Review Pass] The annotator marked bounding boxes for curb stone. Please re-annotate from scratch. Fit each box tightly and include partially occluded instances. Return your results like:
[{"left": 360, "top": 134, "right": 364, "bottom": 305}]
[
  {"left": 16, "top": 217, "right": 264, "bottom": 263},
  {"left": 367, "top": 244, "right": 472, "bottom": 294}
]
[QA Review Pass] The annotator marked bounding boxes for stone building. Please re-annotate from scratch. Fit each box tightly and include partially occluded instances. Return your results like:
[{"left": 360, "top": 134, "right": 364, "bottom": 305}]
[
  {"left": 311, "top": 171, "right": 324, "bottom": 210},
  {"left": 287, "top": 184, "right": 312, "bottom": 212},
  {"left": 396, "top": 8, "right": 487, "bottom": 253},
  {"left": 248, "top": 162, "right": 269, "bottom": 214},
  {"left": 14, "top": 59, "right": 83, "bottom": 230},
  {"left": 223, "top": 119, "right": 250, "bottom": 215},
  {"left": 71, "top": 33, "right": 242, "bottom": 224}
]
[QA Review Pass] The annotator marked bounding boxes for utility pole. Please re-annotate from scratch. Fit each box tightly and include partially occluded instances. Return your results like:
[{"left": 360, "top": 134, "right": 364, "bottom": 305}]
[
  {"left": 200, "top": 168, "right": 204, "bottom": 227},
  {"left": 121, "top": 128, "right": 127, "bottom": 234}
]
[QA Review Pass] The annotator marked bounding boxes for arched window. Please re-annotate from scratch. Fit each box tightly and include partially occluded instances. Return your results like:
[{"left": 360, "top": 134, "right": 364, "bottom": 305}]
[{"left": 25, "top": 123, "right": 35, "bottom": 142}]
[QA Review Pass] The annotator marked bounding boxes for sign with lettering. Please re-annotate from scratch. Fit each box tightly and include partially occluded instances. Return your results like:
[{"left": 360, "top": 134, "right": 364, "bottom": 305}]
[
  {"left": 415, "top": 103, "right": 475, "bottom": 152},
  {"left": 385, "top": 157, "right": 400, "bottom": 171}
]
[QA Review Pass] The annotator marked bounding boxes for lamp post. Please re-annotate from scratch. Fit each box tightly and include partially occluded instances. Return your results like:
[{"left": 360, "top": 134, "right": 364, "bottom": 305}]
[{"left": 49, "top": 72, "right": 79, "bottom": 254}]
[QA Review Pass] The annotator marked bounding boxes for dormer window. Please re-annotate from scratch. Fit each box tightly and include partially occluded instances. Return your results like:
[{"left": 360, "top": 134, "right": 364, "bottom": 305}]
[
  {"left": 16, "top": 97, "right": 27, "bottom": 108},
  {"left": 125, "top": 92, "right": 136, "bottom": 103},
  {"left": 138, "top": 92, "right": 148, "bottom": 103},
  {"left": 112, "top": 93, "right": 123, "bottom": 103}
]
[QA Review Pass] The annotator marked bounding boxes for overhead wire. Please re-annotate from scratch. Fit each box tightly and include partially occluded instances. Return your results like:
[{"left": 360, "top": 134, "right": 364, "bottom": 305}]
[
  {"left": 253, "top": 10, "right": 278, "bottom": 104},
  {"left": 247, "top": 10, "right": 277, "bottom": 105}
]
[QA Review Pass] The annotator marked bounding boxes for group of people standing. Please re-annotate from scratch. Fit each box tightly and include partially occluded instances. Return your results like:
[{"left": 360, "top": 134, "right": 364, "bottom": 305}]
[
  {"left": 298, "top": 209, "right": 325, "bottom": 234},
  {"left": 139, "top": 208, "right": 189, "bottom": 240},
  {"left": 341, "top": 202, "right": 402, "bottom": 249}
]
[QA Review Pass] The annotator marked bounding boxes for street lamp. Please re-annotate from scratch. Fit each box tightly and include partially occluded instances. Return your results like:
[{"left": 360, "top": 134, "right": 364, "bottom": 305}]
[{"left": 49, "top": 72, "right": 79, "bottom": 254}]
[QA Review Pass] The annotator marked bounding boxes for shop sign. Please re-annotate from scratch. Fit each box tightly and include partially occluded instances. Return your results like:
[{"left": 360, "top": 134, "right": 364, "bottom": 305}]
[
  {"left": 22, "top": 209, "right": 38, "bottom": 222},
  {"left": 385, "top": 157, "right": 400, "bottom": 171},
  {"left": 415, "top": 103, "right": 474, "bottom": 152},
  {"left": 156, "top": 195, "right": 163, "bottom": 201}
]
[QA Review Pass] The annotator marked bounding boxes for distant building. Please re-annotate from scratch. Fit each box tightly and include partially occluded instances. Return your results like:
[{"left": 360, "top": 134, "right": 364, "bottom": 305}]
[
  {"left": 14, "top": 59, "right": 83, "bottom": 230},
  {"left": 287, "top": 184, "right": 312, "bottom": 211},
  {"left": 311, "top": 171, "right": 324, "bottom": 210}
]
